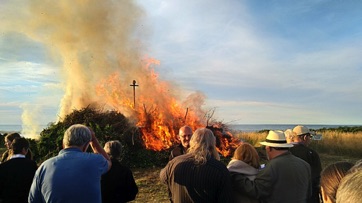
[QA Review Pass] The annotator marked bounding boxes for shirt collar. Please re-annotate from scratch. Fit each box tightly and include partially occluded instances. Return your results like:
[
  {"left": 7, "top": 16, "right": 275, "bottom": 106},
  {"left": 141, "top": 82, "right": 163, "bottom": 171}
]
[
  {"left": 59, "top": 147, "right": 82, "bottom": 155},
  {"left": 10, "top": 154, "right": 26, "bottom": 159}
]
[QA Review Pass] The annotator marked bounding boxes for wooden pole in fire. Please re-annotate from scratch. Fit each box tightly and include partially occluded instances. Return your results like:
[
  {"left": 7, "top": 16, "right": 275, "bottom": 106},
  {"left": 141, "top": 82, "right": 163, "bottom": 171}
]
[{"left": 130, "top": 80, "right": 139, "bottom": 108}]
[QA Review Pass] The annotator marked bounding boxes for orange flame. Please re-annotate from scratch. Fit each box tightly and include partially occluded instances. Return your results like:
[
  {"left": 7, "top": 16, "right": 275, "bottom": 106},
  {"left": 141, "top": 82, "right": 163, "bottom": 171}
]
[{"left": 95, "top": 57, "right": 240, "bottom": 155}]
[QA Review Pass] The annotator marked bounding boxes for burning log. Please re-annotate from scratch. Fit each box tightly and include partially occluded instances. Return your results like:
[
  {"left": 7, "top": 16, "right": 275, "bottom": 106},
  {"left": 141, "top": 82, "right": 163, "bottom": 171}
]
[{"left": 206, "top": 123, "right": 241, "bottom": 157}]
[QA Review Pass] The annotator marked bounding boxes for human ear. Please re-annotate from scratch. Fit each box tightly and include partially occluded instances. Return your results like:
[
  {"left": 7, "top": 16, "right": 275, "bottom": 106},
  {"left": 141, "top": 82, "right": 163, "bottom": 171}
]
[{"left": 321, "top": 187, "right": 329, "bottom": 203}]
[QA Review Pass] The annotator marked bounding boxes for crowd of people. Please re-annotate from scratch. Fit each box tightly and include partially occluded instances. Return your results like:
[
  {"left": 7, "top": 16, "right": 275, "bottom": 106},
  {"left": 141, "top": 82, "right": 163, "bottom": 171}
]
[
  {"left": 0, "top": 124, "right": 138, "bottom": 203},
  {"left": 0, "top": 124, "right": 361, "bottom": 203},
  {"left": 160, "top": 125, "right": 361, "bottom": 203}
]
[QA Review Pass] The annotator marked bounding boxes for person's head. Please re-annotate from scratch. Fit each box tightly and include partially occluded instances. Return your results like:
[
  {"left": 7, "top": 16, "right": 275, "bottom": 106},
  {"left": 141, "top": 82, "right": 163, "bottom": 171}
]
[
  {"left": 260, "top": 130, "right": 293, "bottom": 160},
  {"left": 336, "top": 170, "right": 362, "bottom": 203},
  {"left": 104, "top": 140, "right": 122, "bottom": 159},
  {"left": 188, "top": 128, "right": 219, "bottom": 165},
  {"left": 178, "top": 125, "right": 193, "bottom": 149},
  {"left": 320, "top": 161, "right": 354, "bottom": 203},
  {"left": 232, "top": 142, "right": 260, "bottom": 169},
  {"left": 284, "top": 129, "right": 295, "bottom": 143},
  {"left": 4, "top": 132, "right": 21, "bottom": 149},
  {"left": 63, "top": 124, "right": 92, "bottom": 150},
  {"left": 292, "top": 125, "right": 313, "bottom": 145},
  {"left": 11, "top": 137, "right": 30, "bottom": 155}
]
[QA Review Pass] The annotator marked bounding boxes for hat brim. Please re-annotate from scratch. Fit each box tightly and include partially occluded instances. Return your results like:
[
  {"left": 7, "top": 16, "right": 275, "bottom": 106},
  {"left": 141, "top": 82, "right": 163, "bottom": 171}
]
[{"left": 260, "top": 141, "right": 293, "bottom": 148}]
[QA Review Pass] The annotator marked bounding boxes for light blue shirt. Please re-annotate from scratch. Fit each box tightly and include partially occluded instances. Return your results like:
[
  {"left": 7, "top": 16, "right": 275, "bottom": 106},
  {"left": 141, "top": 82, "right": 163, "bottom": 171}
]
[{"left": 28, "top": 148, "right": 109, "bottom": 203}]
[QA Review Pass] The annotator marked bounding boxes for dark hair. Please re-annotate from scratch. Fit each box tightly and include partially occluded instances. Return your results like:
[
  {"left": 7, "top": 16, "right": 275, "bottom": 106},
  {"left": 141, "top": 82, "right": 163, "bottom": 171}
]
[
  {"left": 5, "top": 132, "right": 21, "bottom": 142},
  {"left": 11, "top": 137, "right": 30, "bottom": 154}
]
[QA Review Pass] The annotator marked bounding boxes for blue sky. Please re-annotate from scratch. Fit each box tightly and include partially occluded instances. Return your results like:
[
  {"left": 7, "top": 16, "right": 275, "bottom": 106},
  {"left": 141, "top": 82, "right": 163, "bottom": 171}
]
[{"left": 1, "top": 0, "right": 362, "bottom": 127}]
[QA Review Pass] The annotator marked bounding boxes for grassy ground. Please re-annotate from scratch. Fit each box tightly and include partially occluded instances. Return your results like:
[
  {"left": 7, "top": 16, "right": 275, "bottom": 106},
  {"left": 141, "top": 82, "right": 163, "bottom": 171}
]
[{"left": 131, "top": 167, "right": 169, "bottom": 203}]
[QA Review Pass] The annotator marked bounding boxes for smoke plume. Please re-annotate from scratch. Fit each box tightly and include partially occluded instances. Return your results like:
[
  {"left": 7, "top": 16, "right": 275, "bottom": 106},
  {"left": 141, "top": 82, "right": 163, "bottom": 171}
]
[{"left": 2, "top": 0, "right": 207, "bottom": 140}]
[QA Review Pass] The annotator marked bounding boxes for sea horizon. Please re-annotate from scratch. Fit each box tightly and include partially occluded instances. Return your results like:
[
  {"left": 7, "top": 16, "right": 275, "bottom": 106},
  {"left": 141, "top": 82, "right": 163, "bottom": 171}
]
[{"left": 1, "top": 123, "right": 361, "bottom": 134}]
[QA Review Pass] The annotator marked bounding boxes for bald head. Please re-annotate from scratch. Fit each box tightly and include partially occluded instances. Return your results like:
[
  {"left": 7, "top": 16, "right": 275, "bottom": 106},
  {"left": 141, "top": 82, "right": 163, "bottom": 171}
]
[{"left": 179, "top": 126, "right": 193, "bottom": 149}]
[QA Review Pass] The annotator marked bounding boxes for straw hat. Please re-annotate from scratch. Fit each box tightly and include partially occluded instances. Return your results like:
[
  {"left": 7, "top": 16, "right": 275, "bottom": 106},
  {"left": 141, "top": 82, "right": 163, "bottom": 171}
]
[
  {"left": 260, "top": 130, "right": 293, "bottom": 148},
  {"left": 293, "top": 125, "right": 311, "bottom": 136}
]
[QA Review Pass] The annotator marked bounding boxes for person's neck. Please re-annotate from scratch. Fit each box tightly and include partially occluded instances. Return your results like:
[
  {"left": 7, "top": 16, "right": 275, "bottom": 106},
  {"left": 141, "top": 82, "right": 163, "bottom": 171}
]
[
  {"left": 64, "top": 146, "right": 84, "bottom": 151},
  {"left": 270, "top": 150, "right": 289, "bottom": 159}
]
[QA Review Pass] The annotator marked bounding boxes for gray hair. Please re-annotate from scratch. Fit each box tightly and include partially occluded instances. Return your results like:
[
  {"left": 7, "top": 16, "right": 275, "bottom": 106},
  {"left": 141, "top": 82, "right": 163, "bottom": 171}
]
[
  {"left": 104, "top": 140, "right": 122, "bottom": 159},
  {"left": 63, "top": 124, "right": 92, "bottom": 147},
  {"left": 188, "top": 128, "right": 219, "bottom": 165}
]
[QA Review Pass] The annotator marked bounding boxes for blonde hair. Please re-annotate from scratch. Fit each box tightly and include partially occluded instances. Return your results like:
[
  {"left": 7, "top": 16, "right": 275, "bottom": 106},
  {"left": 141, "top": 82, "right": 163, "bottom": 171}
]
[
  {"left": 336, "top": 170, "right": 362, "bottom": 203},
  {"left": 232, "top": 142, "right": 260, "bottom": 169},
  {"left": 188, "top": 128, "right": 219, "bottom": 165}
]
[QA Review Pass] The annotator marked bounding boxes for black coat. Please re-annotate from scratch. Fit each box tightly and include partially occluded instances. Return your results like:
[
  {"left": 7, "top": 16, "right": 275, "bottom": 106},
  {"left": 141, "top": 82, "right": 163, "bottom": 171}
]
[
  {"left": 101, "top": 159, "right": 138, "bottom": 203},
  {"left": 0, "top": 157, "right": 37, "bottom": 203}
]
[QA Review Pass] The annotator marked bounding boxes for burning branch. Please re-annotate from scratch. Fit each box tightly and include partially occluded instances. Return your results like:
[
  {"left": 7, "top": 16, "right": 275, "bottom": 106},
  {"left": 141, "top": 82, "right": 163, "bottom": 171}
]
[
  {"left": 184, "top": 108, "right": 189, "bottom": 122},
  {"left": 205, "top": 108, "right": 216, "bottom": 127}
]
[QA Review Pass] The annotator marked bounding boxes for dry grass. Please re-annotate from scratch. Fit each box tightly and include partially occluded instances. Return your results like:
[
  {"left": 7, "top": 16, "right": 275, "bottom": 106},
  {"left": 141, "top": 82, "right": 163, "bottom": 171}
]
[
  {"left": 311, "top": 130, "right": 362, "bottom": 157},
  {"left": 234, "top": 130, "right": 362, "bottom": 158},
  {"left": 130, "top": 167, "right": 169, "bottom": 203}
]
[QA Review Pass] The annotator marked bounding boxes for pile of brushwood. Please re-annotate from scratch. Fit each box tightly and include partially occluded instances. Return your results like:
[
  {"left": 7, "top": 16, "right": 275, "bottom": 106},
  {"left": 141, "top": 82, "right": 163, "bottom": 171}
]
[{"left": 31, "top": 107, "right": 169, "bottom": 168}]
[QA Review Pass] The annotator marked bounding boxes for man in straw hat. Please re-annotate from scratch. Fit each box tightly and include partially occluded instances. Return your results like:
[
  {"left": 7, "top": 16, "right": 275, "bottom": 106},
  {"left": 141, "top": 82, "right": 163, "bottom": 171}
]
[
  {"left": 291, "top": 125, "right": 322, "bottom": 203},
  {"left": 230, "top": 130, "right": 312, "bottom": 203}
]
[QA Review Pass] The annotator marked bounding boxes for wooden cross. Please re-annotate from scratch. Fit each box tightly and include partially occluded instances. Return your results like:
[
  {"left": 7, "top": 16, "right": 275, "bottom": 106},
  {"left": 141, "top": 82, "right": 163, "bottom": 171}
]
[{"left": 130, "top": 80, "right": 139, "bottom": 108}]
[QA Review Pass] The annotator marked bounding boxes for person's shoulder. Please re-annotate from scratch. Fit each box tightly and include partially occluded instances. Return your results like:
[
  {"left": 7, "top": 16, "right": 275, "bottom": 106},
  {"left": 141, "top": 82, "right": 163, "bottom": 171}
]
[
  {"left": 23, "top": 158, "right": 37, "bottom": 166},
  {"left": 307, "top": 147, "right": 319, "bottom": 155},
  {"left": 170, "top": 144, "right": 183, "bottom": 154},
  {"left": 290, "top": 153, "right": 311, "bottom": 168},
  {"left": 86, "top": 153, "right": 109, "bottom": 163},
  {"left": 291, "top": 143, "right": 306, "bottom": 149},
  {"left": 111, "top": 159, "right": 128, "bottom": 169},
  {"left": 207, "top": 157, "right": 228, "bottom": 170}
]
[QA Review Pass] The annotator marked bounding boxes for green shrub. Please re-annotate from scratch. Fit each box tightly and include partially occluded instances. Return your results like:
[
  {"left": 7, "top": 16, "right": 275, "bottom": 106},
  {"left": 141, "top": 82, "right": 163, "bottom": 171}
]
[{"left": 34, "top": 107, "right": 167, "bottom": 167}]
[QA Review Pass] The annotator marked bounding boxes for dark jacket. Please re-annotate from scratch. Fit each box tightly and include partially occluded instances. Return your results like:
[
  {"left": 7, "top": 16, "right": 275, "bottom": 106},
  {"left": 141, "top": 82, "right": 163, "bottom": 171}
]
[
  {"left": 169, "top": 144, "right": 187, "bottom": 161},
  {"left": 161, "top": 153, "right": 234, "bottom": 203},
  {"left": 101, "top": 159, "right": 138, "bottom": 203},
  {"left": 0, "top": 157, "right": 37, "bottom": 203},
  {"left": 230, "top": 152, "right": 312, "bottom": 203},
  {"left": 1, "top": 149, "right": 33, "bottom": 163},
  {"left": 290, "top": 143, "right": 322, "bottom": 203}
]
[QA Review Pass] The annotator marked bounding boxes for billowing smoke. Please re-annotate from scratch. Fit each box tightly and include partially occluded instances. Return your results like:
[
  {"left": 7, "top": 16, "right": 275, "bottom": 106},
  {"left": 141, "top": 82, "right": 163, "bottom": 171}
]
[{"left": 2, "top": 0, "right": 207, "bottom": 140}]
